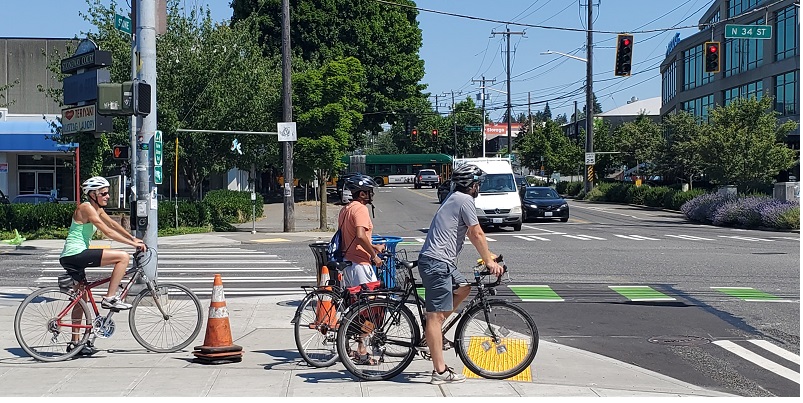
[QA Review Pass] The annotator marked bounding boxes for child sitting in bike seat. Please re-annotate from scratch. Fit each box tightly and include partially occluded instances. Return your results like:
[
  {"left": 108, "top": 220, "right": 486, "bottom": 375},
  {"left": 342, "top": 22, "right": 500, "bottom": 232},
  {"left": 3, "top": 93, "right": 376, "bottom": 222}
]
[{"left": 59, "top": 176, "right": 147, "bottom": 313}]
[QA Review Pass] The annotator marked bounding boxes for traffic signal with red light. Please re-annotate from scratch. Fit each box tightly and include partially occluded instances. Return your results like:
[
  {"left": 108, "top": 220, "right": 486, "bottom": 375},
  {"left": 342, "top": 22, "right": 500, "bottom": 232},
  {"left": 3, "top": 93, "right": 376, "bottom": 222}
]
[
  {"left": 614, "top": 34, "right": 634, "bottom": 76},
  {"left": 411, "top": 128, "right": 418, "bottom": 140},
  {"left": 431, "top": 129, "right": 438, "bottom": 137},
  {"left": 704, "top": 41, "right": 720, "bottom": 73}
]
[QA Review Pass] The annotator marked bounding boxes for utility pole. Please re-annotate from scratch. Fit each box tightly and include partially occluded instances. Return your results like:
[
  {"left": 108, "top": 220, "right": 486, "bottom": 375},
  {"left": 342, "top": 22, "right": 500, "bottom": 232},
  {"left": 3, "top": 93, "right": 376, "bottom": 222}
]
[
  {"left": 491, "top": 28, "right": 524, "bottom": 158},
  {"left": 281, "top": 0, "right": 294, "bottom": 232},
  {"left": 450, "top": 91, "right": 457, "bottom": 158},
  {"left": 136, "top": 0, "right": 158, "bottom": 278},
  {"left": 585, "top": 1, "right": 595, "bottom": 193},
  {"left": 528, "top": 92, "right": 532, "bottom": 135},
  {"left": 472, "top": 76, "right": 494, "bottom": 157},
  {"left": 574, "top": 100, "right": 579, "bottom": 145}
]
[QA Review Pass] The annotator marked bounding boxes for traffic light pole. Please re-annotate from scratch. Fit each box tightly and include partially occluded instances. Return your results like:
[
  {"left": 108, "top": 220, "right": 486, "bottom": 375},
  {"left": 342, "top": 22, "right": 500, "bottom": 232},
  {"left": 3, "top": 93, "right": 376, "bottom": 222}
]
[{"left": 135, "top": 0, "right": 158, "bottom": 279}]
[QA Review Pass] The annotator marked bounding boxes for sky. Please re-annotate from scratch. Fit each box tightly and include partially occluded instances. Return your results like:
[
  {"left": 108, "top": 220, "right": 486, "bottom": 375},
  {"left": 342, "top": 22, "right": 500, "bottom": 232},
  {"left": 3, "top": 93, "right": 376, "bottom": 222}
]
[{"left": 1, "top": 0, "right": 711, "bottom": 123}]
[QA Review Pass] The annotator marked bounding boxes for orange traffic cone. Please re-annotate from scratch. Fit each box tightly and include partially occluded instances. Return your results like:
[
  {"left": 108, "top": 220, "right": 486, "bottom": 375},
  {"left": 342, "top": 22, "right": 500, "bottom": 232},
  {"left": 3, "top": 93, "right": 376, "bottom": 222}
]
[
  {"left": 314, "top": 265, "right": 337, "bottom": 329},
  {"left": 193, "top": 274, "right": 243, "bottom": 364}
]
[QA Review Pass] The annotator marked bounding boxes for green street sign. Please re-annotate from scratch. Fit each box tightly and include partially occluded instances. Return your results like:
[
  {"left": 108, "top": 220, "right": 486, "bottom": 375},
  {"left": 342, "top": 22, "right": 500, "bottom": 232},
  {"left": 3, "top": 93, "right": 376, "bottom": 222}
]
[
  {"left": 114, "top": 14, "right": 132, "bottom": 35},
  {"left": 154, "top": 166, "right": 163, "bottom": 185},
  {"left": 154, "top": 130, "right": 163, "bottom": 167},
  {"left": 725, "top": 24, "right": 772, "bottom": 39},
  {"left": 464, "top": 125, "right": 482, "bottom": 132}
]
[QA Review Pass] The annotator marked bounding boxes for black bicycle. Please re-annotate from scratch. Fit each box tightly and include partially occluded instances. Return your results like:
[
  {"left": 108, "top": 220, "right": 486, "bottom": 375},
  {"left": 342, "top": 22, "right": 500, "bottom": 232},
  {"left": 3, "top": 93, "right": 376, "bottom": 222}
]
[{"left": 335, "top": 255, "right": 538, "bottom": 381}]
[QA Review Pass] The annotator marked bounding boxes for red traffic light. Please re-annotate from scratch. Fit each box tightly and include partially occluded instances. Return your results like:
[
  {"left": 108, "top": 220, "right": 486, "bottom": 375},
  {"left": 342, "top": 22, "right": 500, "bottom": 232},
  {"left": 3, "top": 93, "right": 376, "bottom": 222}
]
[
  {"left": 708, "top": 44, "right": 718, "bottom": 53},
  {"left": 622, "top": 38, "right": 631, "bottom": 46},
  {"left": 431, "top": 129, "right": 438, "bottom": 136}
]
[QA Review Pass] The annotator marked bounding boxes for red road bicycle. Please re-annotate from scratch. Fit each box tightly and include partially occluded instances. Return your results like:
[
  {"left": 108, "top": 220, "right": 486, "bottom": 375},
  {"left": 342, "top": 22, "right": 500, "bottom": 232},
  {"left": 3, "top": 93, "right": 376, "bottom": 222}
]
[{"left": 13, "top": 249, "right": 203, "bottom": 362}]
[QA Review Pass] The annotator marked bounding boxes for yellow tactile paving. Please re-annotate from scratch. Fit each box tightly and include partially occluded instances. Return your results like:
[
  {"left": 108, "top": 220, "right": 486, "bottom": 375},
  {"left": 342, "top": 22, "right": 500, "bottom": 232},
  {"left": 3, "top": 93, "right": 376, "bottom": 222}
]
[{"left": 462, "top": 336, "right": 533, "bottom": 381}]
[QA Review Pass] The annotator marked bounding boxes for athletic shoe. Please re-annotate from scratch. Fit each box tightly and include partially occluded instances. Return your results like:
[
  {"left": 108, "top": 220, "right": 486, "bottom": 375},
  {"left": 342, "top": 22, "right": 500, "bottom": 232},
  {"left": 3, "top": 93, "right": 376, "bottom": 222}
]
[
  {"left": 101, "top": 296, "right": 132, "bottom": 310},
  {"left": 67, "top": 341, "right": 98, "bottom": 356},
  {"left": 430, "top": 366, "right": 466, "bottom": 384}
]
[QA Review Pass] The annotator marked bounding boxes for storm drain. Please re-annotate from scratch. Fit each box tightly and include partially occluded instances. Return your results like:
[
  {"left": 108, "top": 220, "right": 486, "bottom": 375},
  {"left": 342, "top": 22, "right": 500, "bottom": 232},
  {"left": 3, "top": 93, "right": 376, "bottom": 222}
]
[{"left": 648, "top": 335, "right": 711, "bottom": 346}]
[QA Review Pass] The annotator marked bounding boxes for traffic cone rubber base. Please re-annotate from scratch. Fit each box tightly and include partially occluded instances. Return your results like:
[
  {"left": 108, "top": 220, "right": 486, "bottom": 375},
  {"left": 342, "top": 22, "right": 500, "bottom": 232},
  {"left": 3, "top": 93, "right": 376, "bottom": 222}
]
[
  {"left": 193, "top": 274, "right": 243, "bottom": 365},
  {"left": 194, "top": 344, "right": 243, "bottom": 354}
]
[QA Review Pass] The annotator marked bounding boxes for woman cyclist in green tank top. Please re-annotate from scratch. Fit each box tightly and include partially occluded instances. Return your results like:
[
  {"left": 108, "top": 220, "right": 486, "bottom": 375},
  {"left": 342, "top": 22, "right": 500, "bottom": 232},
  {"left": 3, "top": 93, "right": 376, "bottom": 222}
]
[{"left": 59, "top": 176, "right": 147, "bottom": 354}]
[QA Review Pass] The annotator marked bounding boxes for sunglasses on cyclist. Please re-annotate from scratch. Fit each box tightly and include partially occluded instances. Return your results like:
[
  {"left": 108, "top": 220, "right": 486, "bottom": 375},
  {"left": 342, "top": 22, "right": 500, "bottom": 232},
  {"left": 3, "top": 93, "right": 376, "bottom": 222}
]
[{"left": 98, "top": 191, "right": 110, "bottom": 197}]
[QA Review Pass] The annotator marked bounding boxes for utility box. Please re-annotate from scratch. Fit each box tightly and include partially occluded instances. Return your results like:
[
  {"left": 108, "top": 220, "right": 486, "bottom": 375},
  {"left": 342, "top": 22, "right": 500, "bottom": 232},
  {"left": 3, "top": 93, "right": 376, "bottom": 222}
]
[{"left": 773, "top": 182, "right": 800, "bottom": 202}]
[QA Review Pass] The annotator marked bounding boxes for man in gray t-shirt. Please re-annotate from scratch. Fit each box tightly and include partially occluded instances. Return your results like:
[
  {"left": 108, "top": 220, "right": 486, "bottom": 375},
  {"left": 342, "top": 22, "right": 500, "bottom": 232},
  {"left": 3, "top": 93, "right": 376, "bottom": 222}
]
[{"left": 417, "top": 164, "right": 504, "bottom": 385}]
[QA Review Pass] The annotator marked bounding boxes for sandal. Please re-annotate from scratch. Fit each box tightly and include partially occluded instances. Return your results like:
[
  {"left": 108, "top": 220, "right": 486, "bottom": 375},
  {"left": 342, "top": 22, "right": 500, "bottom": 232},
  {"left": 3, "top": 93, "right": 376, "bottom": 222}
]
[{"left": 353, "top": 353, "right": 379, "bottom": 366}]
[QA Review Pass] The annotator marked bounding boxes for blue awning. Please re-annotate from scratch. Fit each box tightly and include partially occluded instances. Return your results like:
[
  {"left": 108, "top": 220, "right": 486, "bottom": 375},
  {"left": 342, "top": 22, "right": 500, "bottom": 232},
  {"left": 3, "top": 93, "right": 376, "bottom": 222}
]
[{"left": 0, "top": 120, "right": 75, "bottom": 152}]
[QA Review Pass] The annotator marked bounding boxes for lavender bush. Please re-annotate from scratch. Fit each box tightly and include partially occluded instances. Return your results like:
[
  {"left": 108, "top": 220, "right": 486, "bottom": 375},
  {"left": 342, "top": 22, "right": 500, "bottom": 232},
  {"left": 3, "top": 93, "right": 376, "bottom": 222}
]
[
  {"left": 680, "top": 193, "right": 737, "bottom": 224},
  {"left": 682, "top": 193, "right": 800, "bottom": 229}
]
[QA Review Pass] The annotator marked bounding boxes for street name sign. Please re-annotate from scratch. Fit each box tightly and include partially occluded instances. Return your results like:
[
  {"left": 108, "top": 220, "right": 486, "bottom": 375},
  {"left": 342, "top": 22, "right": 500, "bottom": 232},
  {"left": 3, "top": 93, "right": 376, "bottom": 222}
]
[
  {"left": 154, "top": 130, "right": 163, "bottom": 167},
  {"left": 114, "top": 14, "right": 132, "bottom": 34},
  {"left": 464, "top": 125, "right": 482, "bottom": 132},
  {"left": 725, "top": 24, "right": 772, "bottom": 39}
]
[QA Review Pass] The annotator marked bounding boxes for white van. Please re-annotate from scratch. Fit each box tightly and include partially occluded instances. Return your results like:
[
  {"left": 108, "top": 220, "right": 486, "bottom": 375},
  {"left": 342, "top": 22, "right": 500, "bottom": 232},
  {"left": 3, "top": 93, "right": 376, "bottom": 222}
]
[{"left": 453, "top": 157, "right": 523, "bottom": 231}]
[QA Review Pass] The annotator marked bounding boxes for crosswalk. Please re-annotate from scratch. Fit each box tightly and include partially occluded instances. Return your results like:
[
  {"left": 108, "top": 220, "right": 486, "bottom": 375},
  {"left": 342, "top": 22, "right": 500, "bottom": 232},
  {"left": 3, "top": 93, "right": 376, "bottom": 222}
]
[
  {"left": 712, "top": 340, "right": 800, "bottom": 385},
  {"left": 397, "top": 233, "right": 799, "bottom": 245},
  {"left": 501, "top": 284, "right": 798, "bottom": 304},
  {"left": 37, "top": 247, "right": 312, "bottom": 297}
]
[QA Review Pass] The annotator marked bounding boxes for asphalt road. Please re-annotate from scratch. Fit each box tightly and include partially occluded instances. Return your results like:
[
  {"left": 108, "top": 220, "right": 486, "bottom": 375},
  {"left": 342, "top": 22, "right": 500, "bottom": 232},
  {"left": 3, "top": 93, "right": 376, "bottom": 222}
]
[{"left": 0, "top": 184, "right": 799, "bottom": 396}]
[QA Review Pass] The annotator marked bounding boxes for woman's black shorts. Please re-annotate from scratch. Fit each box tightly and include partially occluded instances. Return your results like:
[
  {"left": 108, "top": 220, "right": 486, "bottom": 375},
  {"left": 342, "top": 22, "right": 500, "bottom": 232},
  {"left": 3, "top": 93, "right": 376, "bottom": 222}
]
[{"left": 59, "top": 249, "right": 104, "bottom": 282}]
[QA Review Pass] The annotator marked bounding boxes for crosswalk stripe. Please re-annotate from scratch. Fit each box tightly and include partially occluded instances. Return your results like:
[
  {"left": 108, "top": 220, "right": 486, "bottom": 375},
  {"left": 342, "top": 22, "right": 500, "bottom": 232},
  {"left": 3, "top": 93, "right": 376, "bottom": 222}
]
[
  {"left": 614, "top": 234, "right": 659, "bottom": 241},
  {"left": 485, "top": 237, "right": 496, "bottom": 242},
  {"left": 36, "top": 276, "right": 316, "bottom": 283},
  {"left": 713, "top": 340, "right": 800, "bottom": 384},
  {"left": 44, "top": 260, "right": 294, "bottom": 265},
  {"left": 666, "top": 234, "right": 714, "bottom": 241},
  {"left": 711, "top": 287, "right": 792, "bottom": 302},
  {"left": 748, "top": 340, "right": 801, "bottom": 365},
  {"left": 508, "top": 285, "right": 563, "bottom": 301},
  {"left": 719, "top": 235, "right": 774, "bottom": 242},
  {"left": 513, "top": 235, "right": 550, "bottom": 242},
  {"left": 42, "top": 267, "right": 303, "bottom": 273},
  {"left": 563, "top": 234, "right": 606, "bottom": 240},
  {"left": 415, "top": 238, "right": 425, "bottom": 243}
]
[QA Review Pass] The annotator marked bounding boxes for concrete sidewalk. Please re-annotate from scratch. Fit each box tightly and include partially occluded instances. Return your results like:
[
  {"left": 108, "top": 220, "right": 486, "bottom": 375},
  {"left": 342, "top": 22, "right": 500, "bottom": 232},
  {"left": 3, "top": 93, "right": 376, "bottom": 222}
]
[{"left": 0, "top": 290, "right": 734, "bottom": 397}]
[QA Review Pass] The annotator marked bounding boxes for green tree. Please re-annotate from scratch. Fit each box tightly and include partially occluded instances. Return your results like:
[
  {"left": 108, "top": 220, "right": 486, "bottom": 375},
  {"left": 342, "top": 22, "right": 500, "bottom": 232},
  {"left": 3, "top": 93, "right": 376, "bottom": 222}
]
[
  {"left": 519, "top": 121, "right": 581, "bottom": 176},
  {"left": 698, "top": 96, "right": 798, "bottom": 192},
  {"left": 231, "top": 0, "right": 426, "bottom": 134},
  {"left": 615, "top": 114, "right": 662, "bottom": 175},
  {"left": 657, "top": 111, "right": 705, "bottom": 189},
  {"left": 577, "top": 119, "right": 620, "bottom": 181},
  {"left": 293, "top": 56, "right": 366, "bottom": 224},
  {"left": 543, "top": 102, "right": 552, "bottom": 121}
]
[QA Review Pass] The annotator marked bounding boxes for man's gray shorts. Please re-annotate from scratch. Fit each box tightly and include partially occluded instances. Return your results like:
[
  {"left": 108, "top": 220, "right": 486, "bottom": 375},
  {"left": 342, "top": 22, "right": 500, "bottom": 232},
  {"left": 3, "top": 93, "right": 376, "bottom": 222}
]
[{"left": 417, "top": 255, "right": 468, "bottom": 313}]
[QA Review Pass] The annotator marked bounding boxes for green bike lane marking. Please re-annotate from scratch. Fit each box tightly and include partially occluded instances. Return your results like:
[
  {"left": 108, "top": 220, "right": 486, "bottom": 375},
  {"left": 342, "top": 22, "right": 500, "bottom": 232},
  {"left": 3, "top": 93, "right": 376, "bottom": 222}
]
[
  {"left": 711, "top": 287, "right": 792, "bottom": 302},
  {"left": 507, "top": 285, "right": 564, "bottom": 302},
  {"left": 608, "top": 285, "right": 676, "bottom": 302}
]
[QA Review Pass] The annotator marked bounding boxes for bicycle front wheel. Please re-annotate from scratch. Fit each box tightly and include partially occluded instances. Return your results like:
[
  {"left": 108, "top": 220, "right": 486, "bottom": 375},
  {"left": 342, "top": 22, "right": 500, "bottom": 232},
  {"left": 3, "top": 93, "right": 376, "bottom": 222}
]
[
  {"left": 293, "top": 288, "right": 344, "bottom": 367},
  {"left": 336, "top": 298, "right": 419, "bottom": 381},
  {"left": 454, "top": 300, "right": 538, "bottom": 379},
  {"left": 14, "top": 287, "right": 92, "bottom": 362},
  {"left": 129, "top": 282, "right": 202, "bottom": 352}
]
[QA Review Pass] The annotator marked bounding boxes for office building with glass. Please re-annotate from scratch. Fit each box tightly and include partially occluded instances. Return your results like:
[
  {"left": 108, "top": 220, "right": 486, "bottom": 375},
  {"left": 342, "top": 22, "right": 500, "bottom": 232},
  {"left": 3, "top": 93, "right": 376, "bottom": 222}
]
[{"left": 660, "top": 0, "right": 799, "bottom": 156}]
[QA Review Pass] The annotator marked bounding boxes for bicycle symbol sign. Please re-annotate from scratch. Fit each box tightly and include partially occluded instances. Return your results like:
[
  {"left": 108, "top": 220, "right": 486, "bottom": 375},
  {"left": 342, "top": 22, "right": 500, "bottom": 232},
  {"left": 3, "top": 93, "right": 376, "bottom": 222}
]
[{"left": 277, "top": 122, "right": 297, "bottom": 142}]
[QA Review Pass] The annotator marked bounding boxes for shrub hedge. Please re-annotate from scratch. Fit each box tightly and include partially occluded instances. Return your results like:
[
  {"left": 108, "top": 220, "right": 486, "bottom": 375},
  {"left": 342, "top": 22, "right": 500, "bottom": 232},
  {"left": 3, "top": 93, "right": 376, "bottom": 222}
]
[
  {"left": 681, "top": 193, "right": 799, "bottom": 230},
  {"left": 1, "top": 190, "right": 265, "bottom": 237}
]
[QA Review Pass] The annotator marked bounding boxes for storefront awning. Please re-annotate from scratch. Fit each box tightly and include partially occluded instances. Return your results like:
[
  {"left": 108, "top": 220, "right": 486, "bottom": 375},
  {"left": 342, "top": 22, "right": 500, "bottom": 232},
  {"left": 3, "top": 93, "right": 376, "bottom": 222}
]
[{"left": 0, "top": 120, "right": 75, "bottom": 152}]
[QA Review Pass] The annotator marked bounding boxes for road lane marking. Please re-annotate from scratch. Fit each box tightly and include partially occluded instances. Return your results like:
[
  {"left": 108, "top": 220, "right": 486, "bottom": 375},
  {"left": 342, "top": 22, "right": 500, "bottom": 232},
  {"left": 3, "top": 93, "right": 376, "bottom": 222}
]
[
  {"left": 713, "top": 340, "right": 800, "bottom": 384},
  {"left": 614, "top": 234, "right": 659, "bottom": 241},
  {"left": 608, "top": 285, "right": 676, "bottom": 301},
  {"left": 508, "top": 285, "right": 563, "bottom": 301},
  {"left": 748, "top": 340, "right": 800, "bottom": 365},
  {"left": 711, "top": 287, "right": 792, "bottom": 302},
  {"left": 665, "top": 234, "right": 715, "bottom": 241}
]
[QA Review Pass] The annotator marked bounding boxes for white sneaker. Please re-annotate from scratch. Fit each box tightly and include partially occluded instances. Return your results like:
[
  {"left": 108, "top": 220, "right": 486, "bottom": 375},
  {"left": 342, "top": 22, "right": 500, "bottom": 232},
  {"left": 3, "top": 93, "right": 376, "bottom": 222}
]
[
  {"left": 101, "top": 296, "right": 132, "bottom": 310},
  {"left": 430, "top": 366, "right": 466, "bottom": 385}
]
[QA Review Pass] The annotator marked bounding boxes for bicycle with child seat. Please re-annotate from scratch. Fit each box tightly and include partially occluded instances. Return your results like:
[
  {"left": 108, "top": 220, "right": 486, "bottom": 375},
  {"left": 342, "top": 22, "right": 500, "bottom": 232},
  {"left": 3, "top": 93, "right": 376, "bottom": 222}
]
[
  {"left": 292, "top": 254, "right": 426, "bottom": 368},
  {"left": 335, "top": 254, "right": 539, "bottom": 381},
  {"left": 13, "top": 249, "right": 203, "bottom": 362}
]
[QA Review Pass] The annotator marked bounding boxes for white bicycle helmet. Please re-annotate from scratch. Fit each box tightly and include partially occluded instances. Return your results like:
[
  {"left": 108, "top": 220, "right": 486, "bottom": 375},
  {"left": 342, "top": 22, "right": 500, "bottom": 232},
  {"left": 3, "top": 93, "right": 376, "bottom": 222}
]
[{"left": 82, "top": 176, "right": 110, "bottom": 194}]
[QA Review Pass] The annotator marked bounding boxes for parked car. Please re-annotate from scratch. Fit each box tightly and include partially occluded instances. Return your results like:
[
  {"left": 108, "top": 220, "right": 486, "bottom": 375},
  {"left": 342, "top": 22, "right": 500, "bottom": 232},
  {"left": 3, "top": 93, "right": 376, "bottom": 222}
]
[
  {"left": 521, "top": 186, "right": 569, "bottom": 222},
  {"left": 0, "top": 189, "right": 9, "bottom": 204},
  {"left": 413, "top": 169, "right": 440, "bottom": 189},
  {"left": 437, "top": 181, "right": 451, "bottom": 203},
  {"left": 12, "top": 194, "right": 58, "bottom": 204}
]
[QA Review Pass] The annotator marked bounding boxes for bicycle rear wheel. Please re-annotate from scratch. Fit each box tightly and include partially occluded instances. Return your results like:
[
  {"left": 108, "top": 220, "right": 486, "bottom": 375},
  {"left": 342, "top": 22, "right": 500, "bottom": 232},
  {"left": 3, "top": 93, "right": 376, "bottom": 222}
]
[
  {"left": 336, "top": 298, "right": 419, "bottom": 381},
  {"left": 129, "top": 282, "right": 202, "bottom": 352},
  {"left": 454, "top": 300, "right": 538, "bottom": 379},
  {"left": 293, "top": 289, "right": 344, "bottom": 367},
  {"left": 14, "top": 287, "right": 92, "bottom": 362}
]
